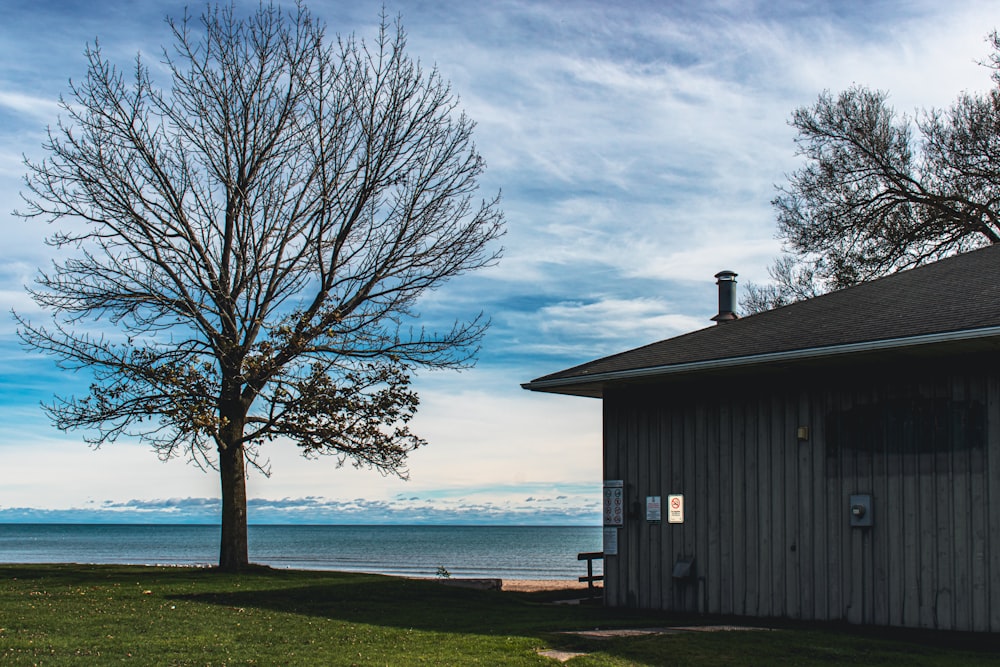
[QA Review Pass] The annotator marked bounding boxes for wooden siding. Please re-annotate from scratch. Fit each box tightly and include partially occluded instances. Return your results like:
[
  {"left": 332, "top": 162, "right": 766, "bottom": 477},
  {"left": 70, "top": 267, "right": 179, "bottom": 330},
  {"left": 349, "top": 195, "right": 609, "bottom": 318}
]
[{"left": 601, "top": 360, "right": 1000, "bottom": 632}]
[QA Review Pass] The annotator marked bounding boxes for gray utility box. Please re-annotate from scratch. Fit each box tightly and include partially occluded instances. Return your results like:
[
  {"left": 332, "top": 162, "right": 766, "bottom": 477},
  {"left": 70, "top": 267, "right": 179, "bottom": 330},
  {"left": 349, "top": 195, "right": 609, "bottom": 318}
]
[{"left": 850, "top": 494, "right": 873, "bottom": 527}]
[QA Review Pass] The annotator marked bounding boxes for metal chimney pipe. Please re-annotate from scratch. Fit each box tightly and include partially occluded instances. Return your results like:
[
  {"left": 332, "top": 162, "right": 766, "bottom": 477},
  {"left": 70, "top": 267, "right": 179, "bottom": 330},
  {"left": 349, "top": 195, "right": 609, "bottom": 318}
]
[{"left": 711, "top": 270, "right": 738, "bottom": 324}]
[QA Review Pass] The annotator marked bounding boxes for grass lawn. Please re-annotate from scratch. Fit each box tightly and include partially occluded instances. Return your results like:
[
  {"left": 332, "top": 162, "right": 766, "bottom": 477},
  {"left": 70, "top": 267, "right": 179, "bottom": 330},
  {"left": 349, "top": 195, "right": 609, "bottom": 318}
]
[{"left": 1, "top": 564, "right": 999, "bottom": 665}]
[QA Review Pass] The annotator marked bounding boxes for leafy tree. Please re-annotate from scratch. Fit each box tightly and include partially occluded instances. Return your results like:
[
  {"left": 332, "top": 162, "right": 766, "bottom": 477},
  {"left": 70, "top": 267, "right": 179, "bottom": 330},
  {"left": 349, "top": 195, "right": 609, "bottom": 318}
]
[
  {"left": 743, "top": 33, "right": 1000, "bottom": 313},
  {"left": 15, "top": 4, "right": 503, "bottom": 570}
]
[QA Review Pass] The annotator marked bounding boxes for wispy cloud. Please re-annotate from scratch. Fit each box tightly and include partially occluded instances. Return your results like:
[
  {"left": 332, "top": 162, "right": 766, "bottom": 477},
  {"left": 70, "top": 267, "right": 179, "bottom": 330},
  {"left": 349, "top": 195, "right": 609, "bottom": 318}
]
[
  {"left": 0, "top": 90, "right": 61, "bottom": 122},
  {"left": 501, "top": 296, "right": 706, "bottom": 361}
]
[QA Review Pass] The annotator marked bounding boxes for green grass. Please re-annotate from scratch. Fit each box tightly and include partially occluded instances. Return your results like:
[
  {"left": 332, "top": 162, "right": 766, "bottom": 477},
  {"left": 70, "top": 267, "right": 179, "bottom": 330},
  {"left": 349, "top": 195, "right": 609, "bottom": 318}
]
[{"left": 1, "top": 564, "right": 999, "bottom": 665}]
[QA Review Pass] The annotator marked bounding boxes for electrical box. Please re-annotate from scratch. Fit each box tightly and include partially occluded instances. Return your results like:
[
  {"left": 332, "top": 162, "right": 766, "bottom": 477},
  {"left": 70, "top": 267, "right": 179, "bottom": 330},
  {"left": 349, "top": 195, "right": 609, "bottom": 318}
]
[{"left": 850, "top": 494, "right": 873, "bottom": 527}]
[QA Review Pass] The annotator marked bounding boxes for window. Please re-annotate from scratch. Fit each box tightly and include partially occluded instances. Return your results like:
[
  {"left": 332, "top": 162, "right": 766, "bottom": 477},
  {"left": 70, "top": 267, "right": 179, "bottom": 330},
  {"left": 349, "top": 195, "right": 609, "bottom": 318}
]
[{"left": 825, "top": 397, "right": 985, "bottom": 472}]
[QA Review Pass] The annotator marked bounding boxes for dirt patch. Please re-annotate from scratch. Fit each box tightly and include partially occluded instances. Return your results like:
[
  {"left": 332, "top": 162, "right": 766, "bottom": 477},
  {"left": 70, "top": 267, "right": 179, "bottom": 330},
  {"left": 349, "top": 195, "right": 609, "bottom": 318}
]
[
  {"left": 561, "top": 625, "right": 772, "bottom": 639},
  {"left": 537, "top": 648, "right": 589, "bottom": 662}
]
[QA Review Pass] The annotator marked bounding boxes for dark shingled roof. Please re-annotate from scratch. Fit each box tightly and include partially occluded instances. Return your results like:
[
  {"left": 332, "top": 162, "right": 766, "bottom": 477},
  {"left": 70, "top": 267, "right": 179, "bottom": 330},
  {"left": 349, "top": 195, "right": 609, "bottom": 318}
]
[{"left": 524, "top": 244, "right": 1000, "bottom": 396}]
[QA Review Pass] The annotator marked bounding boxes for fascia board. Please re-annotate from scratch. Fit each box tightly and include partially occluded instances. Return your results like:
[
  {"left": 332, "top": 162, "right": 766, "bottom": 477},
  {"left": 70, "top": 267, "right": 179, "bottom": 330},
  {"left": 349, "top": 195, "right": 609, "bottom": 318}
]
[{"left": 522, "top": 325, "right": 1000, "bottom": 393}]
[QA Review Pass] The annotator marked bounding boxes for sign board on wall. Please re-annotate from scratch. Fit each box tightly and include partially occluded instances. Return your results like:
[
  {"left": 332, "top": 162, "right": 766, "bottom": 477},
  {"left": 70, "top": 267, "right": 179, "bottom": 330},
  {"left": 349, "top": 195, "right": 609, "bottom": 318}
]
[
  {"left": 646, "top": 496, "right": 661, "bottom": 522},
  {"left": 603, "top": 480, "right": 624, "bottom": 526},
  {"left": 667, "top": 494, "right": 684, "bottom": 524},
  {"left": 603, "top": 526, "right": 618, "bottom": 555}
]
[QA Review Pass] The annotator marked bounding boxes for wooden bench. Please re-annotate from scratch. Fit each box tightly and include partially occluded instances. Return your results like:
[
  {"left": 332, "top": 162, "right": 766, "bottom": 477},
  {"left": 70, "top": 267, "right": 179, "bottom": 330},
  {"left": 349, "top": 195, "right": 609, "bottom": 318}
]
[{"left": 577, "top": 551, "right": 604, "bottom": 590}]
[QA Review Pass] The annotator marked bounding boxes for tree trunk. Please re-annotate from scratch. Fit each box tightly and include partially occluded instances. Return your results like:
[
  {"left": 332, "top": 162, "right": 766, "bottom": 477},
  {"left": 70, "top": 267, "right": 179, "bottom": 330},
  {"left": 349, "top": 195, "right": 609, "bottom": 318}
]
[{"left": 218, "top": 440, "right": 249, "bottom": 570}]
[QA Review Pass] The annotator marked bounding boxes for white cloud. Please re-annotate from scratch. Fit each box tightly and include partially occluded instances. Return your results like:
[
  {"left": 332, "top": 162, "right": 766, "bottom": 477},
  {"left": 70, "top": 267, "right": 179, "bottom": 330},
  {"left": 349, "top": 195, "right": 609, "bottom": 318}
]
[
  {"left": 0, "top": 372, "right": 603, "bottom": 524},
  {"left": 0, "top": 437, "right": 218, "bottom": 510},
  {"left": 526, "top": 297, "right": 705, "bottom": 350},
  {"left": 0, "top": 90, "right": 61, "bottom": 122}
]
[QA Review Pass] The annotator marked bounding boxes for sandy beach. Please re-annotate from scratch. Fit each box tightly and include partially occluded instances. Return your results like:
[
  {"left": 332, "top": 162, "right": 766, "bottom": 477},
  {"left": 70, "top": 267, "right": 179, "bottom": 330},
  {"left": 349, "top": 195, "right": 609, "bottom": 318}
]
[
  {"left": 501, "top": 579, "right": 597, "bottom": 593},
  {"left": 424, "top": 577, "right": 599, "bottom": 593}
]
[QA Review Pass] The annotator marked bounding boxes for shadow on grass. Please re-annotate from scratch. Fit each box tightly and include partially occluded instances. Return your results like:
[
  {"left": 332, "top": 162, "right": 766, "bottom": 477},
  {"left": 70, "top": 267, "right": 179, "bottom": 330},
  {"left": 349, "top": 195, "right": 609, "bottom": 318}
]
[
  {"left": 182, "top": 570, "right": 1000, "bottom": 664},
  {"left": 168, "top": 574, "right": 618, "bottom": 635},
  {"left": 164, "top": 568, "right": 691, "bottom": 662},
  {"left": 165, "top": 569, "right": 1000, "bottom": 665},
  {"left": 9, "top": 565, "right": 1000, "bottom": 665}
]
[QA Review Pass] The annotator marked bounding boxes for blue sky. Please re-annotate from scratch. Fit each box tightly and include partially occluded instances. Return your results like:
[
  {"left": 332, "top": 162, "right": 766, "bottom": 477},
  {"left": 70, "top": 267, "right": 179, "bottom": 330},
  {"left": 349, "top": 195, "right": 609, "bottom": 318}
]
[{"left": 0, "top": 0, "right": 996, "bottom": 524}]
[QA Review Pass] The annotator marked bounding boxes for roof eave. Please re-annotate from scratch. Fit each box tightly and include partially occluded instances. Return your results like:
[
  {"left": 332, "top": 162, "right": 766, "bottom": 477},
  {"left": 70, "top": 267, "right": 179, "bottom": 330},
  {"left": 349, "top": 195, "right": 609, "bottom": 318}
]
[{"left": 522, "top": 325, "right": 1000, "bottom": 397}]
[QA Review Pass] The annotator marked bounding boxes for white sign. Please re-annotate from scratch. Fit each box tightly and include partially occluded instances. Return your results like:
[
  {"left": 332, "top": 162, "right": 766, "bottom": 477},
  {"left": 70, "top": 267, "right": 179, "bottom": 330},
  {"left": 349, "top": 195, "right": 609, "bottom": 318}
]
[
  {"left": 646, "top": 496, "right": 661, "bottom": 522},
  {"left": 667, "top": 494, "right": 684, "bottom": 524},
  {"left": 603, "top": 527, "right": 618, "bottom": 555},
  {"left": 603, "top": 480, "right": 624, "bottom": 526}
]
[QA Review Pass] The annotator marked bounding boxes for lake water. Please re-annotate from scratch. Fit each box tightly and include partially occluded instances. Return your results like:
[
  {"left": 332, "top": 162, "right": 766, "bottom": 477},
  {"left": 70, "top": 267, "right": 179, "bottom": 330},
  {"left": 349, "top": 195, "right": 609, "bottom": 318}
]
[{"left": 0, "top": 524, "right": 602, "bottom": 580}]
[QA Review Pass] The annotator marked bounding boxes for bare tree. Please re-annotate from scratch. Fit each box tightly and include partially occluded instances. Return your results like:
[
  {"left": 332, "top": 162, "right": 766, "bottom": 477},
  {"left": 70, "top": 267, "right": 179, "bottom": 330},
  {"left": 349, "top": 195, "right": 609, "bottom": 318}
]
[
  {"left": 15, "top": 3, "right": 503, "bottom": 571},
  {"left": 745, "top": 33, "right": 1000, "bottom": 313},
  {"left": 739, "top": 255, "right": 822, "bottom": 314}
]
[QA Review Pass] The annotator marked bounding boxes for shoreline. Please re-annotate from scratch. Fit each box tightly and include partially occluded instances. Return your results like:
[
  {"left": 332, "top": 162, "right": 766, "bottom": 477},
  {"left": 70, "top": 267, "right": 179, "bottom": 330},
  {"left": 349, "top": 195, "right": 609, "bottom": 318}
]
[
  {"left": 424, "top": 577, "right": 598, "bottom": 593},
  {"left": 0, "top": 563, "right": 600, "bottom": 593},
  {"left": 500, "top": 579, "right": 596, "bottom": 592}
]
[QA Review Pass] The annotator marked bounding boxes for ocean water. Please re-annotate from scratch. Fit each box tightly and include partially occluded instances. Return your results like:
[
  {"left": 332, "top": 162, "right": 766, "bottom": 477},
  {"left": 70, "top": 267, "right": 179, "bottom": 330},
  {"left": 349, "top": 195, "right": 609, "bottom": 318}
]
[{"left": 0, "top": 524, "right": 602, "bottom": 580}]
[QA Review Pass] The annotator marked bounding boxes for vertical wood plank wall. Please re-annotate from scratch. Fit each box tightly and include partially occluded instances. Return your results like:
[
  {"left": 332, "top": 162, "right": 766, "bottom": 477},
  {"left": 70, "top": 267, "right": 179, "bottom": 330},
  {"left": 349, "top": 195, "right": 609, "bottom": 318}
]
[{"left": 601, "top": 363, "right": 1000, "bottom": 632}]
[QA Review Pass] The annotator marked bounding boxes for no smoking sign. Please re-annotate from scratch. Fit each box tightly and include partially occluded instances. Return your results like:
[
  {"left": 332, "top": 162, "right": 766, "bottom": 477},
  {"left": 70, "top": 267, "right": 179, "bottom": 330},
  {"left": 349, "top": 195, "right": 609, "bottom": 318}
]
[{"left": 667, "top": 494, "right": 684, "bottom": 524}]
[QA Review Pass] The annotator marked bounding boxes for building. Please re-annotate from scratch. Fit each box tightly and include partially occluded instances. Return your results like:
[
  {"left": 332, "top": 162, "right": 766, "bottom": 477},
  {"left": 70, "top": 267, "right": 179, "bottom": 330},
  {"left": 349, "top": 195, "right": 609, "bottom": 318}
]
[{"left": 523, "top": 245, "right": 1000, "bottom": 631}]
